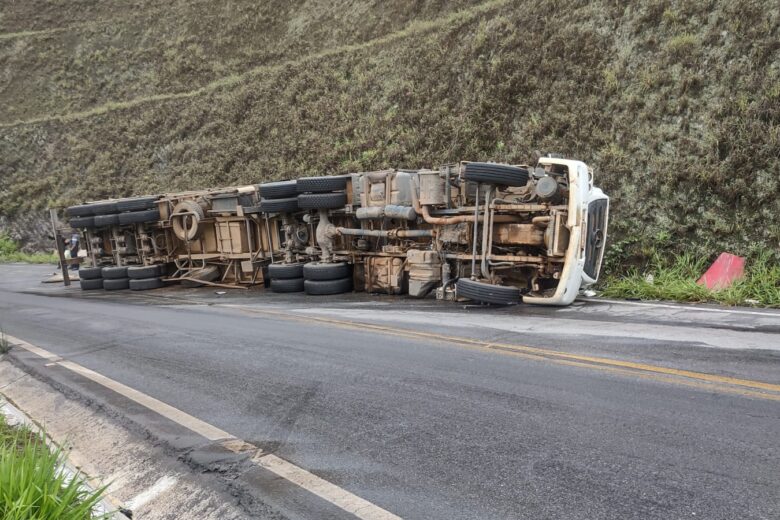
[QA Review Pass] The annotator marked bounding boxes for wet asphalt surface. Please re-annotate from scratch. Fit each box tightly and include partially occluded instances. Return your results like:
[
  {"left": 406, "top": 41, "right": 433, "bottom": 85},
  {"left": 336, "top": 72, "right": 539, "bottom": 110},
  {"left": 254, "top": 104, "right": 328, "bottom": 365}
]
[{"left": 1, "top": 264, "right": 779, "bottom": 519}]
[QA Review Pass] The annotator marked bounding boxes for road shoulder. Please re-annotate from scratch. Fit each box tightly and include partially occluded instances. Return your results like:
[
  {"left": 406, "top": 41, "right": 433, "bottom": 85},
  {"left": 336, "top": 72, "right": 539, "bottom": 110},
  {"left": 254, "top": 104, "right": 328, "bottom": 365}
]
[{"left": 0, "top": 359, "right": 250, "bottom": 520}]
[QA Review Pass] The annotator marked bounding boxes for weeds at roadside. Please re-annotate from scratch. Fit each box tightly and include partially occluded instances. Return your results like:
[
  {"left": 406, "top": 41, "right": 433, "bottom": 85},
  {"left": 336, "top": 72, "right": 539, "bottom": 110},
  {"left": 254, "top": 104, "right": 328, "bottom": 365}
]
[
  {"left": 0, "top": 328, "right": 10, "bottom": 355},
  {"left": 0, "top": 234, "right": 57, "bottom": 264},
  {"left": 601, "top": 252, "right": 780, "bottom": 308},
  {"left": 0, "top": 409, "right": 111, "bottom": 520}
]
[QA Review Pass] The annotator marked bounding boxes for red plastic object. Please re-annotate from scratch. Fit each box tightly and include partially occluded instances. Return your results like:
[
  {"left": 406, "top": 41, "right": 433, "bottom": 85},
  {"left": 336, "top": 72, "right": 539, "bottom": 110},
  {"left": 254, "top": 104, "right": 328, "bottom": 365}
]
[{"left": 697, "top": 252, "right": 745, "bottom": 290}]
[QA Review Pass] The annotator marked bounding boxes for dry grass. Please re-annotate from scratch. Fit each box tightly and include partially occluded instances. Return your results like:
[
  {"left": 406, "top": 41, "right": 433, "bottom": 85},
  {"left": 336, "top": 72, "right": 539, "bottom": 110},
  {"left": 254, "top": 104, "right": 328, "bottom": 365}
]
[{"left": 0, "top": 0, "right": 778, "bottom": 269}]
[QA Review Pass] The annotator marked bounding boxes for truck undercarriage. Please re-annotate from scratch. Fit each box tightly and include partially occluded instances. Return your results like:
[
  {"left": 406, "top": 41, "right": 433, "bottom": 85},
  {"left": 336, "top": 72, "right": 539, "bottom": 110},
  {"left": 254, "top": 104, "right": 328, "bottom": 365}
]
[{"left": 65, "top": 158, "right": 609, "bottom": 306}]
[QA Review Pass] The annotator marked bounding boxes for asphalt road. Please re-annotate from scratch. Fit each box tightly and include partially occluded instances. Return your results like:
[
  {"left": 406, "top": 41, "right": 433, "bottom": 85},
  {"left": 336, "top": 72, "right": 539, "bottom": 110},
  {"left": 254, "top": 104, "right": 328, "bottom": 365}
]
[{"left": 1, "top": 264, "right": 779, "bottom": 519}]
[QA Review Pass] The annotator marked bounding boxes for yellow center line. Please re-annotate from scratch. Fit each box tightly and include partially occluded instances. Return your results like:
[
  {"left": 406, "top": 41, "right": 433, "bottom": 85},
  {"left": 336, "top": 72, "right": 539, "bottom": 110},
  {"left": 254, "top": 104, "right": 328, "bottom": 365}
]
[{"left": 218, "top": 304, "right": 780, "bottom": 401}]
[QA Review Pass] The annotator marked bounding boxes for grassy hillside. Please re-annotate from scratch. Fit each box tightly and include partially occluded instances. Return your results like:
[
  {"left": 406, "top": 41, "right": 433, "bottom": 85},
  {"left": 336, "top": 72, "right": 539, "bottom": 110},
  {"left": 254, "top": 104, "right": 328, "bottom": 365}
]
[{"left": 1, "top": 0, "right": 778, "bottom": 268}]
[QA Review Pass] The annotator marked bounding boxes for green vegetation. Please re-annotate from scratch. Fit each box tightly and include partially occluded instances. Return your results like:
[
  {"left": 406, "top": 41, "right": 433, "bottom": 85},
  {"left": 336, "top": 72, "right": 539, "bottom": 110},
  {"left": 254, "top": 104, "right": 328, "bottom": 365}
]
[
  {"left": 0, "top": 234, "right": 57, "bottom": 263},
  {"left": 0, "top": 327, "right": 9, "bottom": 354},
  {"left": 601, "top": 252, "right": 780, "bottom": 308},
  {"left": 0, "top": 410, "right": 110, "bottom": 520},
  {"left": 0, "top": 0, "right": 778, "bottom": 291}
]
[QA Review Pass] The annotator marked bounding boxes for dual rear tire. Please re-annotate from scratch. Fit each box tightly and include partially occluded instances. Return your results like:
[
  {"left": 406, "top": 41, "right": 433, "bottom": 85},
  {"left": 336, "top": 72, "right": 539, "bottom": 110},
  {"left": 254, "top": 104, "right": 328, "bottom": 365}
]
[
  {"left": 297, "top": 176, "right": 348, "bottom": 210},
  {"left": 268, "top": 263, "right": 305, "bottom": 293},
  {"left": 79, "top": 265, "right": 164, "bottom": 291},
  {"left": 303, "top": 262, "right": 352, "bottom": 295},
  {"left": 267, "top": 261, "right": 353, "bottom": 295},
  {"left": 259, "top": 180, "right": 299, "bottom": 214}
]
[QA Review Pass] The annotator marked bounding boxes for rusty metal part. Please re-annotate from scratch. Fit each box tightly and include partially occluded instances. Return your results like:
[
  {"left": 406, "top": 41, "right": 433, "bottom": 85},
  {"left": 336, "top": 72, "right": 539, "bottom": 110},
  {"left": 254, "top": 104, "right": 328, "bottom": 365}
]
[
  {"left": 315, "top": 209, "right": 340, "bottom": 263},
  {"left": 337, "top": 227, "right": 433, "bottom": 238},
  {"left": 164, "top": 276, "right": 248, "bottom": 289},
  {"left": 407, "top": 249, "right": 442, "bottom": 297},
  {"left": 444, "top": 253, "right": 545, "bottom": 263},
  {"left": 411, "top": 177, "right": 518, "bottom": 225},
  {"left": 355, "top": 205, "right": 417, "bottom": 221},
  {"left": 417, "top": 169, "right": 447, "bottom": 206},
  {"left": 365, "top": 256, "right": 405, "bottom": 294},
  {"left": 492, "top": 224, "right": 545, "bottom": 246},
  {"left": 544, "top": 210, "right": 570, "bottom": 257},
  {"left": 480, "top": 187, "right": 494, "bottom": 278},
  {"left": 492, "top": 203, "right": 551, "bottom": 212}
]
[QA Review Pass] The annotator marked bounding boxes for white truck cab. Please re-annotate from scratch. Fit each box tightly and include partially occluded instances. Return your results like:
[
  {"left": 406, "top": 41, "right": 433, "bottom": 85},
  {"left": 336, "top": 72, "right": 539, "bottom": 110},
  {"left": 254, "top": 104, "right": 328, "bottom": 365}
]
[{"left": 523, "top": 158, "right": 609, "bottom": 305}]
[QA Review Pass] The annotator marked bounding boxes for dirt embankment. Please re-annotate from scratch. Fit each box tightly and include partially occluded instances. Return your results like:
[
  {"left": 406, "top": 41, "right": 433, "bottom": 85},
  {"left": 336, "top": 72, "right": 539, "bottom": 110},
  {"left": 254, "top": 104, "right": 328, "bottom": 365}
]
[{"left": 1, "top": 0, "right": 778, "bottom": 264}]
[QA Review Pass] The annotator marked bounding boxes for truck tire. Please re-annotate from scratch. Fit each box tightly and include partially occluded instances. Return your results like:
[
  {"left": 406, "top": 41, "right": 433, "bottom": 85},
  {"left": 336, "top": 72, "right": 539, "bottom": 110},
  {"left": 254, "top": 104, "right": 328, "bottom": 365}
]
[
  {"left": 304, "top": 277, "right": 352, "bottom": 295},
  {"left": 67, "top": 204, "right": 94, "bottom": 217},
  {"left": 128, "top": 265, "right": 162, "bottom": 279},
  {"left": 171, "top": 201, "right": 205, "bottom": 241},
  {"left": 79, "top": 278, "right": 103, "bottom": 290},
  {"left": 93, "top": 214, "right": 119, "bottom": 227},
  {"left": 117, "top": 196, "right": 158, "bottom": 212},
  {"left": 297, "top": 192, "right": 347, "bottom": 210},
  {"left": 89, "top": 201, "right": 119, "bottom": 215},
  {"left": 267, "top": 263, "right": 304, "bottom": 280},
  {"left": 303, "top": 262, "right": 351, "bottom": 281},
  {"left": 101, "top": 266, "right": 128, "bottom": 279},
  {"left": 270, "top": 277, "right": 305, "bottom": 293},
  {"left": 129, "top": 277, "right": 164, "bottom": 291},
  {"left": 180, "top": 265, "right": 220, "bottom": 287},
  {"left": 259, "top": 197, "right": 299, "bottom": 213},
  {"left": 118, "top": 209, "right": 160, "bottom": 225},
  {"left": 456, "top": 278, "right": 521, "bottom": 305},
  {"left": 69, "top": 216, "right": 96, "bottom": 229},
  {"left": 103, "top": 277, "right": 130, "bottom": 290},
  {"left": 296, "top": 176, "right": 347, "bottom": 193},
  {"left": 78, "top": 266, "right": 103, "bottom": 280},
  {"left": 259, "top": 180, "right": 297, "bottom": 199},
  {"left": 463, "top": 162, "right": 529, "bottom": 187}
]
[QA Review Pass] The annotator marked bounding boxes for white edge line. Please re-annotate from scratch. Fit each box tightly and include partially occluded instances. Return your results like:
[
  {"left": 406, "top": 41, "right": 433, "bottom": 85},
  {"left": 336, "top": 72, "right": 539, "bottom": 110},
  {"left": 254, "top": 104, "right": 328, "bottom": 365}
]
[
  {"left": 124, "top": 474, "right": 179, "bottom": 511},
  {"left": 581, "top": 298, "right": 780, "bottom": 317},
  {"left": 255, "top": 453, "right": 402, "bottom": 520},
  {"left": 5, "top": 334, "right": 233, "bottom": 441},
  {"left": 5, "top": 333, "right": 402, "bottom": 520},
  {"left": 56, "top": 360, "right": 235, "bottom": 442}
]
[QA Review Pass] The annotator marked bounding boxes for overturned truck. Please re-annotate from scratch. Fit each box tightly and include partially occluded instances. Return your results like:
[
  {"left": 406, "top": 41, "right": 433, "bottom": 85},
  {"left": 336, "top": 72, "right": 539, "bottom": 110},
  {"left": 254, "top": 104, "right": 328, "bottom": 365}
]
[{"left": 65, "top": 158, "right": 609, "bottom": 305}]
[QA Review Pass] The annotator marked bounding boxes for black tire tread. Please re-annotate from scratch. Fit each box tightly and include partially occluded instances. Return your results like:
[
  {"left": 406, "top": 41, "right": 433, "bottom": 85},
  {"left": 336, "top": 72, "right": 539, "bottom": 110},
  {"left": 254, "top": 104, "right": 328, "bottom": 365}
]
[
  {"left": 296, "top": 176, "right": 347, "bottom": 193},
  {"left": 117, "top": 196, "right": 159, "bottom": 212},
  {"left": 79, "top": 278, "right": 103, "bottom": 290},
  {"left": 297, "top": 192, "right": 347, "bottom": 210},
  {"left": 118, "top": 209, "right": 160, "bottom": 225},
  {"left": 129, "top": 277, "right": 164, "bottom": 291},
  {"left": 304, "top": 277, "right": 353, "bottom": 295},
  {"left": 259, "top": 197, "right": 299, "bottom": 213},
  {"left": 259, "top": 180, "right": 298, "bottom": 199},
  {"left": 69, "top": 216, "right": 96, "bottom": 229},
  {"left": 101, "top": 266, "right": 128, "bottom": 279},
  {"left": 66, "top": 204, "right": 94, "bottom": 217},
  {"left": 128, "top": 265, "right": 163, "bottom": 279},
  {"left": 89, "top": 201, "right": 119, "bottom": 215},
  {"left": 270, "top": 277, "right": 305, "bottom": 293},
  {"left": 303, "top": 262, "right": 351, "bottom": 281},
  {"left": 93, "top": 214, "right": 119, "bottom": 227},
  {"left": 78, "top": 266, "right": 103, "bottom": 280},
  {"left": 103, "top": 277, "right": 130, "bottom": 290},
  {"left": 463, "top": 162, "right": 529, "bottom": 187},
  {"left": 268, "top": 263, "right": 304, "bottom": 279},
  {"left": 456, "top": 278, "right": 521, "bottom": 305}
]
